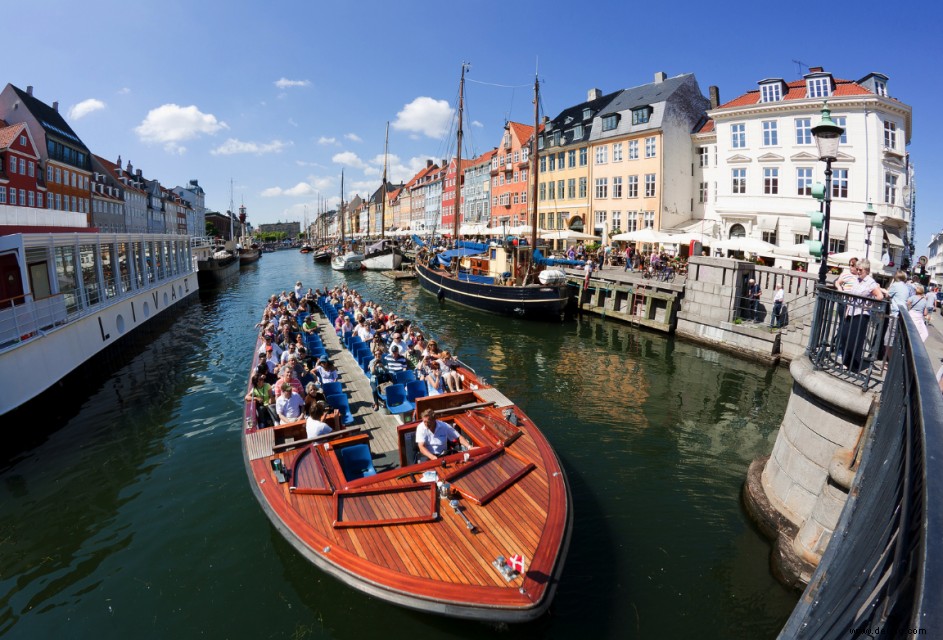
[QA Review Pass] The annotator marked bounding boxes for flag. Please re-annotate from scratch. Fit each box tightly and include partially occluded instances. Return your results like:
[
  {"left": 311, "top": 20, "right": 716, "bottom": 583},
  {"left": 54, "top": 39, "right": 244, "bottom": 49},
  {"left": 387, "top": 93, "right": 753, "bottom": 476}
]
[{"left": 508, "top": 554, "right": 525, "bottom": 573}]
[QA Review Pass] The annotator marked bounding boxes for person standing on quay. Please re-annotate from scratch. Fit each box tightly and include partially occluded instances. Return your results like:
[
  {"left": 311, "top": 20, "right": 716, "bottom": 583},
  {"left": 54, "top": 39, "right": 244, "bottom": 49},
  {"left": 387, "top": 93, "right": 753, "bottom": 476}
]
[
  {"left": 842, "top": 259, "right": 883, "bottom": 372},
  {"left": 746, "top": 278, "right": 761, "bottom": 321},
  {"left": 770, "top": 283, "right": 785, "bottom": 328}
]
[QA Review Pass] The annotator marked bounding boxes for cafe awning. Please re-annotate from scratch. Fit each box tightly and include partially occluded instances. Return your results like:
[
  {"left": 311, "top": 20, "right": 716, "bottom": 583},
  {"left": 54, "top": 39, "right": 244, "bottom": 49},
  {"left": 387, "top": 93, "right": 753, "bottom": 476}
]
[{"left": 884, "top": 226, "right": 904, "bottom": 248}]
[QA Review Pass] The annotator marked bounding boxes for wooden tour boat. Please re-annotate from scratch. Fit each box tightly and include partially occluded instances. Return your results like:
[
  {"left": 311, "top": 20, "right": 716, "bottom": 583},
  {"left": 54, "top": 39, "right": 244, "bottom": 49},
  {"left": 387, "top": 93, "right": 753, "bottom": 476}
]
[{"left": 241, "top": 293, "right": 572, "bottom": 622}]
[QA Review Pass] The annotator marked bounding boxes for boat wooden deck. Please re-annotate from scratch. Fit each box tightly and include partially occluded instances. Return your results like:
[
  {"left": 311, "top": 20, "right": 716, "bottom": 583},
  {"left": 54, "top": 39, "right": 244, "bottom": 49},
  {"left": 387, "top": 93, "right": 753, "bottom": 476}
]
[{"left": 241, "top": 303, "right": 571, "bottom": 622}]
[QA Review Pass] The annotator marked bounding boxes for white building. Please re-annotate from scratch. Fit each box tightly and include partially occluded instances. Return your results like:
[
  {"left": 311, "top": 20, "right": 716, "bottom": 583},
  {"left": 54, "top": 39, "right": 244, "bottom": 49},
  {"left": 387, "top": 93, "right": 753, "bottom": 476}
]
[
  {"left": 927, "top": 232, "right": 943, "bottom": 284},
  {"left": 694, "top": 67, "right": 913, "bottom": 272}
]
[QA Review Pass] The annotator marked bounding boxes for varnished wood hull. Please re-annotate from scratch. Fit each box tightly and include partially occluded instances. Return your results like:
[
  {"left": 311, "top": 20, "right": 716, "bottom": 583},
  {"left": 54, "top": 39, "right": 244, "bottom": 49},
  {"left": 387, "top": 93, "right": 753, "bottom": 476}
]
[{"left": 241, "top": 303, "right": 571, "bottom": 622}]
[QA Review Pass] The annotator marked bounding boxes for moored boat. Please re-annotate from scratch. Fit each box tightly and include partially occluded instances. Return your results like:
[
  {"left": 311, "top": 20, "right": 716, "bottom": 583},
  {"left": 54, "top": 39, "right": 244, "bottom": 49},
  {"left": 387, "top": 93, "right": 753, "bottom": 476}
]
[
  {"left": 330, "top": 251, "right": 364, "bottom": 271},
  {"left": 192, "top": 238, "right": 239, "bottom": 288},
  {"left": 241, "top": 290, "right": 571, "bottom": 622},
  {"left": 361, "top": 238, "right": 403, "bottom": 270},
  {"left": 0, "top": 230, "right": 197, "bottom": 417},
  {"left": 312, "top": 248, "right": 332, "bottom": 263},
  {"left": 239, "top": 244, "right": 262, "bottom": 265},
  {"left": 299, "top": 244, "right": 313, "bottom": 254}
]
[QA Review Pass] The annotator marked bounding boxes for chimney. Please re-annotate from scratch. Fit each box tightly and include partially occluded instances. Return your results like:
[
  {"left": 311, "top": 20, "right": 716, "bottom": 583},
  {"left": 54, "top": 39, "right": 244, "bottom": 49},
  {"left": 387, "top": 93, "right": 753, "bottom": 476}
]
[
  {"left": 654, "top": 71, "right": 667, "bottom": 84},
  {"left": 116, "top": 155, "right": 122, "bottom": 169},
  {"left": 136, "top": 169, "right": 142, "bottom": 177},
  {"left": 127, "top": 161, "right": 133, "bottom": 173},
  {"left": 808, "top": 66, "right": 824, "bottom": 74},
  {"left": 709, "top": 86, "right": 720, "bottom": 110},
  {"left": 52, "top": 101, "right": 59, "bottom": 112},
  {"left": 587, "top": 88, "right": 602, "bottom": 101},
  {"left": 426, "top": 159, "right": 433, "bottom": 168},
  {"left": 26, "top": 85, "right": 33, "bottom": 96}
]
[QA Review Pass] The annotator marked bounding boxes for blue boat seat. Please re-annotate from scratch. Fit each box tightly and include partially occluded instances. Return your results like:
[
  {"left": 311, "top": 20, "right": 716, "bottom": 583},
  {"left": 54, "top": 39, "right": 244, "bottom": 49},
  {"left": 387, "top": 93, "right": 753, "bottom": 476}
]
[
  {"left": 321, "top": 381, "right": 343, "bottom": 397},
  {"left": 340, "top": 443, "right": 376, "bottom": 480},
  {"left": 405, "top": 379, "right": 428, "bottom": 403},
  {"left": 394, "top": 370, "right": 417, "bottom": 385},
  {"left": 384, "top": 384, "right": 415, "bottom": 418},
  {"left": 326, "top": 393, "right": 355, "bottom": 425}
]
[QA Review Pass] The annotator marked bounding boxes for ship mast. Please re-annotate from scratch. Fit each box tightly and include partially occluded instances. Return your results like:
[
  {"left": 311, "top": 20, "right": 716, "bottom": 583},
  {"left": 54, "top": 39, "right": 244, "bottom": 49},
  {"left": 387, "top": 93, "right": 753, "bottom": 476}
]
[
  {"left": 340, "top": 170, "right": 345, "bottom": 244},
  {"left": 453, "top": 62, "right": 468, "bottom": 242},
  {"left": 229, "top": 178, "right": 235, "bottom": 243},
  {"left": 381, "top": 121, "right": 389, "bottom": 239},
  {"left": 529, "top": 74, "right": 539, "bottom": 252}
]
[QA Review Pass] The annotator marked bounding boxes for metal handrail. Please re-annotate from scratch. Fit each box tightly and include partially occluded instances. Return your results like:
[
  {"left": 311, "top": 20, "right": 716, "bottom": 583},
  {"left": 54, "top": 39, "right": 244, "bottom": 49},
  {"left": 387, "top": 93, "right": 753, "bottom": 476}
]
[
  {"left": 806, "top": 285, "right": 890, "bottom": 389},
  {"left": 779, "top": 311, "right": 942, "bottom": 638}
]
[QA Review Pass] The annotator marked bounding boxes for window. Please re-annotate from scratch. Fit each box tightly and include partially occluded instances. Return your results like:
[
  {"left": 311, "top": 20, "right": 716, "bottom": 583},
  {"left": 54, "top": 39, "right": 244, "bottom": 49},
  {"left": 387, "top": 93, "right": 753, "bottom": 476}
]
[
  {"left": 595, "top": 146, "right": 608, "bottom": 164},
  {"left": 553, "top": 132, "right": 561, "bottom": 147},
  {"left": 558, "top": 180, "right": 565, "bottom": 200},
  {"left": 520, "top": 168, "right": 527, "bottom": 182},
  {"left": 795, "top": 233, "right": 809, "bottom": 245},
  {"left": 55, "top": 193, "right": 62, "bottom": 209},
  {"left": 19, "top": 158, "right": 26, "bottom": 175},
  {"left": 874, "top": 79, "right": 888, "bottom": 97},
  {"left": 539, "top": 183, "right": 546, "bottom": 201},
  {"left": 834, "top": 116, "right": 847, "bottom": 144},
  {"left": 807, "top": 76, "right": 832, "bottom": 98},
  {"left": 645, "top": 137, "right": 656, "bottom": 158},
  {"left": 19, "top": 135, "right": 26, "bottom": 146},
  {"left": 829, "top": 238, "right": 846, "bottom": 253},
  {"left": 595, "top": 210, "right": 607, "bottom": 225},
  {"left": 548, "top": 154, "right": 555, "bottom": 171},
  {"left": 795, "top": 118, "right": 812, "bottom": 145},
  {"left": 797, "top": 167, "right": 813, "bottom": 195},
  {"left": 611, "top": 211, "right": 621, "bottom": 230},
  {"left": 602, "top": 114, "right": 618, "bottom": 131},
  {"left": 578, "top": 177, "right": 587, "bottom": 198},
  {"left": 625, "top": 215, "right": 638, "bottom": 232},
  {"left": 579, "top": 148, "right": 587, "bottom": 166},
  {"left": 28, "top": 161, "right": 34, "bottom": 177},
  {"left": 698, "top": 182, "right": 708, "bottom": 203},
  {"left": 764, "top": 168, "right": 779, "bottom": 194},
  {"left": 628, "top": 139, "right": 638, "bottom": 160},
  {"left": 47, "top": 165, "right": 53, "bottom": 182},
  {"left": 762, "top": 231, "right": 777, "bottom": 245},
  {"left": 885, "top": 173, "right": 898, "bottom": 204},
  {"left": 9, "top": 155, "right": 15, "bottom": 173},
  {"left": 762, "top": 121, "right": 778, "bottom": 146},
  {"left": 595, "top": 178, "right": 608, "bottom": 198},
  {"left": 632, "top": 107, "right": 651, "bottom": 125},
  {"left": 731, "top": 124, "right": 746, "bottom": 148},
  {"left": 627, "top": 175, "right": 638, "bottom": 198},
  {"left": 832, "top": 169, "right": 848, "bottom": 198},
  {"left": 732, "top": 168, "right": 746, "bottom": 194},
  {"left": 28, "top": 191, "right": 34, "bottom": 207},
  {"left": 643, "top": 211, "right": 654, "bottom": 228},
  {"left": 612, "top": 176, "right": 623, "bottom": 198},
  {"left": 568, "top": 149, "right": 576, "bottom": 167},
  {"left": 573, "top": 124, "right": 583, "bottom": 138},
  {"left": 521, "top": 147, "right": 529, "bottom": 162},
  {"left": 613, "top": 142, "right": 623, "bottom": 162},
  {"left": 0, "top": 187, "right": 5, "bottom": 204},
  {"left": 760, "top": 83, "right": 782, "bottom": 102},
  {"left": 698, "top": 146, "right": 709, "bottom": 167},
  {"left": 37, "top": 193, "right": 42, "bottom": 208},
  {"left": 548, "top": 181, "right": 556, "bottom": 200},
  {"left": 567, "top": 178, "right": 576, "bottom": 198},
  {"left": 539, "top": 157, "right": 546, "bottom": 172},
  {"left": 71, "top": 173, "right": 76, "bottom": 188},
  {"left": 884, "top": 121, "right": 897, "bottom": 150},
  {"left": 557, "top": 152, "right": 564, "bottom": 167},
  {"left": 644, "top": 174, "right": 656, "bottom": 197}
]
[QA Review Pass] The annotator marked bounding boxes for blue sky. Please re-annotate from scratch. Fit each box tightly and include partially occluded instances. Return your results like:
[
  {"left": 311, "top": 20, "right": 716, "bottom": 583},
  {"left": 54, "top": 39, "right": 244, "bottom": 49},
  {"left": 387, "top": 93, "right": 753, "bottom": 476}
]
[{"left": 9, "top": 1, "right": 943, "bottom": 248}]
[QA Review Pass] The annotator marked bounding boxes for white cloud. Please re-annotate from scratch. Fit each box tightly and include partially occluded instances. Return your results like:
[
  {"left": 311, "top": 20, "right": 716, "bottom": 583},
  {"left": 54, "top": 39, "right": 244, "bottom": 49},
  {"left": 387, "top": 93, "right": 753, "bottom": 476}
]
[
  {"left": 117, "top": 87, "right": 131, "bottom": 95},
  {"left": 344, "top": 133, "right": 362, "bottom": 143},
  {"left": 472, "top": 120, "right": 483, "bottom": 128},
  {"left": 332, "top": 151, "right": 367, "bottom": 170},
  {"left": 288, "top": 118, "right": 299, "bottom": 127},
  {"left": 135, "top": 104, "right": 227, "bottom": 153},
  {"left": 392, "top": 97, "right": 453, "bottom": 138},
  {"left": 210, "top": 138, "right": 292, "bottom": 156},
  {"left": 262, "top": 182, "right": 318, "bottom": 197},
  {"left": 68, "top": 98, "right": 106, "bottom": 120},
  {"left": 274, "top": 78, "right": 311, "bottom": 89},
  {"left": 318, "top": 136, "right": 338, "bottom": 146}
]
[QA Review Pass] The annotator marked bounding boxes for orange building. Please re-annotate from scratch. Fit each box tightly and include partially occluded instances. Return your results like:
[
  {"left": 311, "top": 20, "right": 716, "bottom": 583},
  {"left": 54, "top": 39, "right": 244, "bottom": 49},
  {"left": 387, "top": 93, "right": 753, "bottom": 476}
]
[{"left": 489, "top": 122, "right": 540, "bottom": 228}]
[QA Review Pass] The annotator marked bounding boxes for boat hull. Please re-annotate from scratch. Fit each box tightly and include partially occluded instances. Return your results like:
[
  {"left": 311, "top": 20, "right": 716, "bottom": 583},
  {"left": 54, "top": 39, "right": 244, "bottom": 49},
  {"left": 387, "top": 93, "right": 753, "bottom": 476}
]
[
  {"left": 239, "top": 248, "right": 262, "bottom": 265},
  {"left": 331, "top": 253, "right": 364, "bottom": 271},
  {"left": 197, "top": 254, "right": 240, "bottom": 288},
  {"left": 416, "top": 262, "right": 569, "bottom": 320},
  {"left": 361, "top": 249, "right": 403, "bottom": 271},
  {"left": 312, "top": 251, "right": 332, "bottom": 263}
]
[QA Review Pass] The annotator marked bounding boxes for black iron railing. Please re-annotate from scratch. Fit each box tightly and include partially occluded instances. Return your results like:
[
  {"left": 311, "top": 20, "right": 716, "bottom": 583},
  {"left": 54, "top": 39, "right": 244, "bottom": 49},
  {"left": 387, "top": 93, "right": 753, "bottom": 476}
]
[
  {"left": 806, "top": 285, "right": 890, "bottom": 389},
  {"left": 779, "top": 311, "right": 943, "bottom": 639}
]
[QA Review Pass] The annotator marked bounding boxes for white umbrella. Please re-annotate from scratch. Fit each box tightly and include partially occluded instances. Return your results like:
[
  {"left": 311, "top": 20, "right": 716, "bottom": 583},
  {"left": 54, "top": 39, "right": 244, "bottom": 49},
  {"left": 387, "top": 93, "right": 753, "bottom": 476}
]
[
  {"left": 539, "top": 229, "right": 601, "bottom": 241},
  {"left": 611, "top": 228, "right": 671, "bottom": 243},
  {"left": 770, "top": 242, "right": 813, "bottom": 259},
  {"left": 714, "top": 237, "right": 778, "bottom": 254},
  {"left": 666, "top": 232, "right": 714, "bottom": 245},
  {"left": 508, "top": 224, "right": 534, "bottom": 235},
  {"left": 459, "top": 223, "right": 489, "bottom": 235},
  {"left": 827, "top": 250, "right": 861, "bottom": 266}
]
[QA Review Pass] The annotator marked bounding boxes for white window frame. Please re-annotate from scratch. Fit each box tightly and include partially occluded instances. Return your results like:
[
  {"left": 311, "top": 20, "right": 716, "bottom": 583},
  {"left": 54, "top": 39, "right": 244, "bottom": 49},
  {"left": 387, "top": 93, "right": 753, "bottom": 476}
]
[
  {"left": 645, "top": 137, "right": 656, "bottom": 158},
  {"left": 613, "top": 142, "right": 623, "bottom": 162},
  {"left": 595, "top": 146, "right": 608, "bottom": 164},
  {"left": 594, "top": 178, "right": 608, "bottom": 199},
  {"left": 795, "top": 118, "right": 812, "bottom": 145},
  {"left": 644, "top": 173, "right": 656, "bottom": 198},
  {"left": 762, "top": 121, "right": 778, "bottom": 146},
  {"left": 764, "top": 167, "right": 779, "bottom": 195},
  {"left": 612, "top": 176, "right": 623, "bottom": 198},
  {"left": 806, "top": 77, "right": 832, "bottom": 98},
  {"left": 797, "top": 167, "right": 813, "bottom": 195},
  {"left": 731, "top": 124, "right": 746, "bottom": 149},
  {"left": 628, "top": 140, "right": 638, "bottom": 160},
  {"left": 627, "top": 175, "right": 638, "bottom": 198},
  {"left": 760, "top": 83, "right": 782, "bottom": 102},
  {"left": 732, "top": 168, "right": 746, "bottom": 194}
]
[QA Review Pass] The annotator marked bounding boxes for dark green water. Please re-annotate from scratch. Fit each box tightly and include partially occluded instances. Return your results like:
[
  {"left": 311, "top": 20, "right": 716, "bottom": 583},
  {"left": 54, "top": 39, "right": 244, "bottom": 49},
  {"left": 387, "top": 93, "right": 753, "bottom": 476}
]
[{"left": 0, "top": 250, "right": 798, "bottom": 639}]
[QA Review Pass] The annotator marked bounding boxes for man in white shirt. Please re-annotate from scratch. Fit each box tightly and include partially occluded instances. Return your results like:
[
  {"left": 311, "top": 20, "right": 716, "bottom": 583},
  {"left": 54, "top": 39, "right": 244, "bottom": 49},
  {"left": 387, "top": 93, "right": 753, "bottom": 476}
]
[
  {"left": 770, "top": 284, "right": 785, "bottom": 328},
  {"left": 275, "top": 383, "right": 305, "bottom": 424},
  {"left": 415, "top": 409, "right": 472, "bottom": 462}
]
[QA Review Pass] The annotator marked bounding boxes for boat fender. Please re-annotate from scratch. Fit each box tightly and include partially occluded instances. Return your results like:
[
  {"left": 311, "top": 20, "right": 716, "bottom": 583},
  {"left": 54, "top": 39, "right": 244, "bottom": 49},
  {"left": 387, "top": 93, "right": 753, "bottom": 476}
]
[{"left": 437, "top": 289, "right": 445, "bottom": 302}]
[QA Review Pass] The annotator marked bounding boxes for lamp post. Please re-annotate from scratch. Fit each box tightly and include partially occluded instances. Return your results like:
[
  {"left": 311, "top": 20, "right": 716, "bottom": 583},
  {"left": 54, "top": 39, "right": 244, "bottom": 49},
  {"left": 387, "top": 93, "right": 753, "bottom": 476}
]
[
  {"left": 811, "top": 103, "right": 845, "bottom": 285},
  {"left": 862, "top": 202, "right": 877, "bottom": 260}
]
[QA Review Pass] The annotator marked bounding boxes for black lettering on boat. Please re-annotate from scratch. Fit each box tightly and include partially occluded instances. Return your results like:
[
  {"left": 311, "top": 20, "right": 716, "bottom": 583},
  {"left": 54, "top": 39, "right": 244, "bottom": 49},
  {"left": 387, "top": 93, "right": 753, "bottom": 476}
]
[
  {"left": 98, "top": 316, "right": 110, "bottom": 341},
  {"left": 151, "top": 291, "right": 159, "bottom": 309},
  {"left": 171, "top": 286, "right": 177, "bottom": 300},
  {"left": 131, "top": 301, "right": 136, "bottom": 322}
]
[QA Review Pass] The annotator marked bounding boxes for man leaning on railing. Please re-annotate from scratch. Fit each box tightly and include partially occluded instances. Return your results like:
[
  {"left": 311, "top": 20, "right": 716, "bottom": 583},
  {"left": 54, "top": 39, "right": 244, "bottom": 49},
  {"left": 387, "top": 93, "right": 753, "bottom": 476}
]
[{"left": 841, "top": 259, "right": 884, "bottom": 373}]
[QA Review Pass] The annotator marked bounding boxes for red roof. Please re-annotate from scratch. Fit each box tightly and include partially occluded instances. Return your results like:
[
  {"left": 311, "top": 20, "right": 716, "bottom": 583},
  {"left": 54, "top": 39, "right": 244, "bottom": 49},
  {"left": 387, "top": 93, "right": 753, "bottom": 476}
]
[
  {"left": 0, "top": 122, "right": 27, "bottom": 150},
  {"left": 718, "top": 77, "right": 873, "bottom": 109},
  {"left": 696, "top": 119, "right": 715, "bottom": 134}
]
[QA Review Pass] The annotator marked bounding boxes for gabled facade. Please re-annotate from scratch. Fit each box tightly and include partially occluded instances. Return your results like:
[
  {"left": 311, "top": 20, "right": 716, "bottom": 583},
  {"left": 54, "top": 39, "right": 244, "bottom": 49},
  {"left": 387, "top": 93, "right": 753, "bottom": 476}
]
[
  {"left": 704, "top": 66, "right": 913, "bottom": 270},
  {"left": 441, "top": 158, "right": 470, "bottom": 232},
  {"left": 0, "top": 120, "right": 46, "bottom": 209},
  {"left": 406, "top": 160, "right": 439, "bottom": 232},
  {"left": 586, "top": 72, "right": 709, "bottom": 237},
  {"left": 462, "top": 148, "right": 495, "bottom": 226},
  {"left": 0, "top": 84, "right": 92, "bottom": 220},
  {"left": 537, "top": 87, "right": 619, "bottom": 234},
  {"left": 490, "top": 122, "right": 536, "bottom": 228},
  {"left": 90, "top": 154, "right": 125, "bottom": 231},
  {"left": 173, "top": 179, "right": 206, "bottom": 237},
  {"left": 110, "top": 158, "right": 149, "bottom": 233}
]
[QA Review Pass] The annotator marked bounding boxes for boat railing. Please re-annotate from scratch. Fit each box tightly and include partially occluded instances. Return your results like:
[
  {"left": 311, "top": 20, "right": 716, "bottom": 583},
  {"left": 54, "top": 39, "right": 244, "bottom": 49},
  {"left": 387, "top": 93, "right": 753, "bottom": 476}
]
[{"left": 0, "top": 292, "right": 67, "bottom": 349}]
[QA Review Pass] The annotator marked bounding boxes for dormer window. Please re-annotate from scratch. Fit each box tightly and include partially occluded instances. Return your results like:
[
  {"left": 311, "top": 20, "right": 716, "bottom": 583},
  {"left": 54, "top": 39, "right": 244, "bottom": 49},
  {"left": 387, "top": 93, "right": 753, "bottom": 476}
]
[
  {"left": 874, "top": 79, "right": 888, "bottom": 97},
  {"left": 583, "top": 108, "right": 592, "bottom": 120},
  {"left": 631, "top": 107, "right": 652, "bottom": 125},
  {"left": 553, "top": 131, "right": 562, "bottom": 146},
  {"left": 572, "top": 124, "right": 583, "bottom": 139},
  {"left": 602, "top": 114, "right": 619, "bottom": 131},
  {"left": 806, "top": 76, "right": 832, "bottom": 98},
  {"left": 759, "top": 81, "right": 783, "bottom": 102}
]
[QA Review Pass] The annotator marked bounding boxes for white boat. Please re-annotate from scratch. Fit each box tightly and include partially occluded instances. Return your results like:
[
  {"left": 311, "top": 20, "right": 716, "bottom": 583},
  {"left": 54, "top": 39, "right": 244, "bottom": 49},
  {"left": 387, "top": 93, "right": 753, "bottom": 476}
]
[
  {"left": 0, "top": 230, "right": 198, "bottom": 417},
  {"left": 361, "top": 239, "right": 403, "bottom": 270},
  {"left": 331, "top": 251, "right": 364, "bottom": 271}
]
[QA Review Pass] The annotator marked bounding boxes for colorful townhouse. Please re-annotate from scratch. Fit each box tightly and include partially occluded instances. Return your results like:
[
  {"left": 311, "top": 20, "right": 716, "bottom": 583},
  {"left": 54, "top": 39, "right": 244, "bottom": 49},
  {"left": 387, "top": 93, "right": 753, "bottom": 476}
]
[
  {"left": 462, "top": 148, "right": 495, "bottom": 227},
  {"left": 0, "top": 119, "right": 48, "bottom": 214},
  {"left": 440, "top": 158, "right": 470, "bottom": 232},
  {"left": 490, "top": 122, "right": 537, "bottom": 230}
]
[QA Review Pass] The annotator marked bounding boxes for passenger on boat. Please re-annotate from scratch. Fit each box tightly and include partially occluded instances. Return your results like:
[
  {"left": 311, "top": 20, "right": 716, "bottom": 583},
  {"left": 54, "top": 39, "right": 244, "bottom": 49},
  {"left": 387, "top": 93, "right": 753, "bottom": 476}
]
[
  {"left": 294, "top": 281, "right": 304, "bottom": 299},
  {"left": 299, "top": 360, "right": 317, "bottom": 388},
  {"left": 354, "top": 318, "right": 374, "bottom": 342},
  {"left": 424, "top": 361, "right": 445, "bottom": 396},
  {"left": 245, "top": 374, "right": 275, "bottom": 427},
  {"left": 415, "top": 410, "right": 472, "bottom": 462},
  {"left": 275, "top": 383, "right": 305, "bottom": 424},
  {"left": 383, "top": 345, "right": 409, "bottom": 374},
  {"left": 389, "top": 332, "right": 407, "bottom": 354},
  {"left": 368, "top": 345, "right": 391, "bottom": 411},
  {"left": 305, "top": 403, "right": 332, "bottom": 438},
  {"left": 315, "top": 358, "right": 339, "bottom": 384},
  {"left": 438, "top": 351, "right": 462, "bottom": 393},
  {"left": 303, "top": 382, "right": 325, "bottom": 416},
  {"left": 301, "top": 314, "right": 318, "bottom": 335},
  {"left": 422, "top": 339, "right": 441, "bottom": 359},
  {"left": 264, "top": 334, "right": 284, "bottom": 361}
]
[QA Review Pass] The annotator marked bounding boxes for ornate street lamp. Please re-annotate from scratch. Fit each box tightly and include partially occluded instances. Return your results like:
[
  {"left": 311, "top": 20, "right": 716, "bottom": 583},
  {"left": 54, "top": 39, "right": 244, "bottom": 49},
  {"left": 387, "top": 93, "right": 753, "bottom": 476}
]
[
  {"left": 811, "top": 102, "right": 845, "bottom": 284},
  {"left": 862, "top": 202, "right": 877, "bottom": 259}
]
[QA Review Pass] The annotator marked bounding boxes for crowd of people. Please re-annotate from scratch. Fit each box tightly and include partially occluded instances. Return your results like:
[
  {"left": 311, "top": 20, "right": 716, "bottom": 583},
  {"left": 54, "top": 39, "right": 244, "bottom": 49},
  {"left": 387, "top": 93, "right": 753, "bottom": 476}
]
[{"left": 245, "top": 280, "right": 466, "bottom": 439}]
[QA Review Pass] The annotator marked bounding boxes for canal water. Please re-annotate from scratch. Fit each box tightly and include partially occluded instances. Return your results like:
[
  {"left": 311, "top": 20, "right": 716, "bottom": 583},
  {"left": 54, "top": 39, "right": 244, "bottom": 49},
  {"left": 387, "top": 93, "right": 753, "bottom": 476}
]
[{"left": 0, "top": 250, "right": 798, "bottom": 639}]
